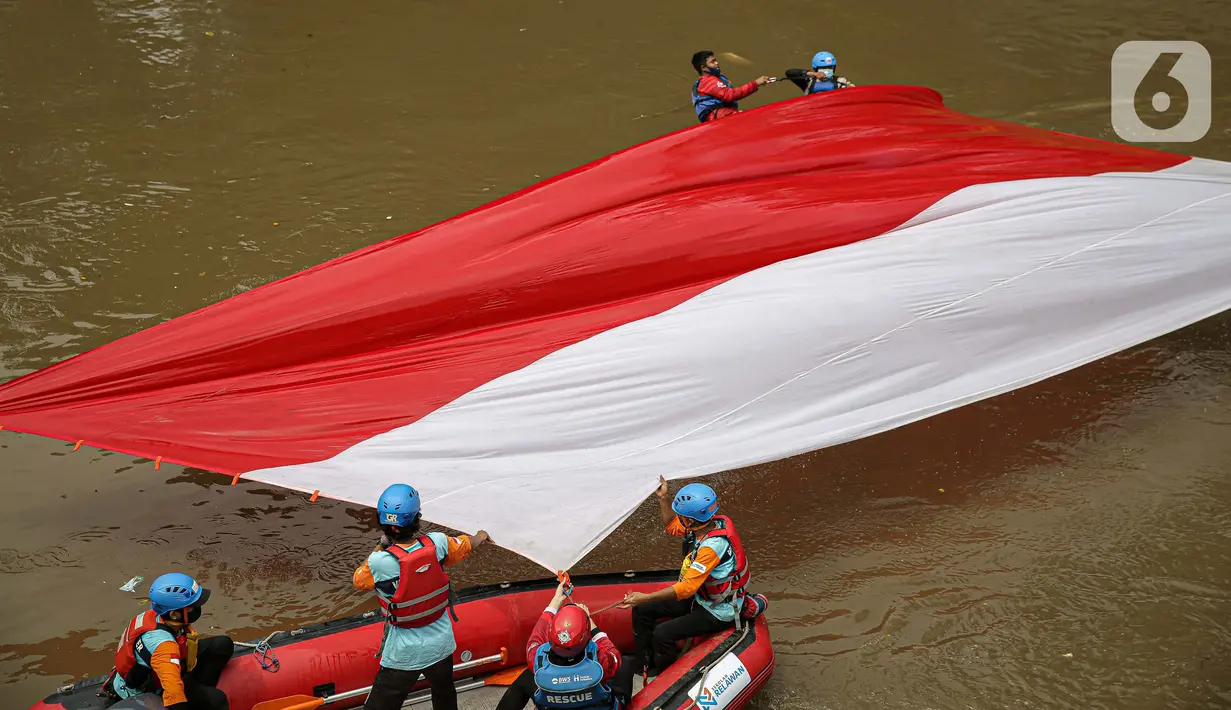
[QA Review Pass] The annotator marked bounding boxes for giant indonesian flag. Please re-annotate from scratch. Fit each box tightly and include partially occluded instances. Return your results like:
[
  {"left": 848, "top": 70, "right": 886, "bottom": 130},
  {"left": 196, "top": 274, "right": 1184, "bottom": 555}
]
[{"left": 1, "top": 86, "right": 1229, "bottom": 571}]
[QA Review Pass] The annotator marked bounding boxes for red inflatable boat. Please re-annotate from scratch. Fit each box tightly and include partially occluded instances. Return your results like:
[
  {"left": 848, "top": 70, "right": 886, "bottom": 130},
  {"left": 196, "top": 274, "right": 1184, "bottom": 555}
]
[{"left": 30, "top": 570, "right": 774, "bottom": 710}]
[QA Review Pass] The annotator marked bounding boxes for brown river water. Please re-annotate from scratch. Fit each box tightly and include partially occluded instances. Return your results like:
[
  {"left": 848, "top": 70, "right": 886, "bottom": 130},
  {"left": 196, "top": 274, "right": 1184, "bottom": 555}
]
[{"left": 2, "top": 0, "right": 1230, "bottom": 707}]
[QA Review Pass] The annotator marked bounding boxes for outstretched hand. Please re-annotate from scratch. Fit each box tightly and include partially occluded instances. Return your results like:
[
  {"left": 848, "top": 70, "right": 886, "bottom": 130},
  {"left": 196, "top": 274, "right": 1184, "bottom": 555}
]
[
  {"left": 618, "top": 591, "right": 650, "bottom": 609},
  {"left": 655, "top": 476, "right": 670, "bottom": 501}
]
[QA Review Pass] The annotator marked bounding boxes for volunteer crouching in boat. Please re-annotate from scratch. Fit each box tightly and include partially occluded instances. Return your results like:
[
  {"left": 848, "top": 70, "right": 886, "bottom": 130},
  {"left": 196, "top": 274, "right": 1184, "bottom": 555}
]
[
  {"left": 494, "top": 581, "right": 628, "bottom": 710},
  {"left": 105, "top": 573, "right": 234, "bottom": 710},
  {"left": 785, "top": 51, "right": 855, "bottom": 94},
  {"left": 352, "top": 483, "right": 491, "bottom": 710},
  {"left": 618, "top": 477, "right": 750, "bottom": 679},
  {"left": 690, "top": 50, "right": 771, "bottom": 123}
]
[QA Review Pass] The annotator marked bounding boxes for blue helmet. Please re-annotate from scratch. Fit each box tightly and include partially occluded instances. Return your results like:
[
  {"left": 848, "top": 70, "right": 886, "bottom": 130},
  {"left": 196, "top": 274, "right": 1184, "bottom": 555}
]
[
  {"left": 672, "top": 483, "right": 719, "bottom": 522},
  {"left": 378, "top": 483, "right": 421, "bottom": 527},
  {"left": 149, "top": 572, "right": 207, "bottom": 615},
  {"left": 812, "top": 51, "right": 837, "bottom": 70}
]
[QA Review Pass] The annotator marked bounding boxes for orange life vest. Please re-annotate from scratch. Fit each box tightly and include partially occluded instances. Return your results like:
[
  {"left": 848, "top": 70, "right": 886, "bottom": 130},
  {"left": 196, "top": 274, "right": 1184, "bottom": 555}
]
[
  {"left": 379, "top": 537, "right": 454, "bottom": 628},
  {"left": 693, "top": 516, "right": 751, "bottom": 603},
  {"left": 113, "top": 610, "right": 189, "bottom": 687}
]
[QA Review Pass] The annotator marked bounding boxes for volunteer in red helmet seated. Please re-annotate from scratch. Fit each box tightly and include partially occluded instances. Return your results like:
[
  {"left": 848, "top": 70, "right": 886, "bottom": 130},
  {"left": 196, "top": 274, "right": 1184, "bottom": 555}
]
[
  {"left": 618, "top": 477, "right": 750, "bottom": 678},
  {"left": 107, "top": 572, "right": 234, "bottom": 710},
  {"left": 494, "top": 580, "right": 628, "bottom": 710},
  {"left": 353, "top": 483, "right": 491, "bottom": 710}
]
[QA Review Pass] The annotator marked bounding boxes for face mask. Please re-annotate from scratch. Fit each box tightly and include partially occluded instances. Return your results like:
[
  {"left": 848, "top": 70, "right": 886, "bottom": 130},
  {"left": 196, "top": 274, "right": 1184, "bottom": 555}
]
[
  {"left": 187, "top": 605, "right": 203, "bottom": 624},
  {"left": 815, "top": 68, "right": 834, "bottom": 79},
  {"left": 677, "top": 514, "right": 707, "bottom": 532}
]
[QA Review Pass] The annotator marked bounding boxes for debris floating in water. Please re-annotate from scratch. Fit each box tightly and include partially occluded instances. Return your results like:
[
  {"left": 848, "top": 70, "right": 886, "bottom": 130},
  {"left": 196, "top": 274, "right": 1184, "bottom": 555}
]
[
  {"left": 719, "top": 52, "right": 753, "bottom": 66},
  {"left": 119, "top": 575, "right": 144, "bottom": 592}
]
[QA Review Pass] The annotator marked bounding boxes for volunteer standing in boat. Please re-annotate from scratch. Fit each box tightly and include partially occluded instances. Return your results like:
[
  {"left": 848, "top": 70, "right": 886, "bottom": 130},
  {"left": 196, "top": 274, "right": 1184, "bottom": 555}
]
[
  {"left": 494, "top": 580, "right": 628, "bottom": 710},
  {"left": 105, "top": 572, "right": 234, "bottom": 710},
  {"left": 618, "top": 477, "right": 751, "bottom": 677},
  {"left": 690, "top": 50, "right": 772, "bottom": 123},
  {"left": 352, "top": 483, "right": 491, "bottom": 710}
]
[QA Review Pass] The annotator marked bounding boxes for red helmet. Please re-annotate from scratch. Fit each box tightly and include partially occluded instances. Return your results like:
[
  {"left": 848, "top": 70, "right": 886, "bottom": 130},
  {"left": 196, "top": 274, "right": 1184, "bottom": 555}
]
[{"left": 550, "top": 605, "right": 592, "bottom": 658}]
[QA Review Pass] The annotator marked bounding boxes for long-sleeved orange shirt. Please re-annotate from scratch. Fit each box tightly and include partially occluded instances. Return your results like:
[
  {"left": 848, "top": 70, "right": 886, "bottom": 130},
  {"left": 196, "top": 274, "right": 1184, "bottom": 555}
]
[
  {"left": 665, "top": 517, "right": 723, "bottom": 600},
  {"left": 146, "top": 635, "right": 188, "bottom": 706}
]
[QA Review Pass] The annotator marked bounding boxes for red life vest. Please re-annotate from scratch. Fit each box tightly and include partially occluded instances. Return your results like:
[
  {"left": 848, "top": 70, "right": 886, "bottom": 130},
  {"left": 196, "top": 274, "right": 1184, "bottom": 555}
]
[
  {"left": 694, "top": 516, "right": 750, "bottom": 604},
  {"left": 113, "top": 610, "right": 188, "bottom": 686},
  {"left": 379, "top": 537, "right": 454, "bottom": 628}
]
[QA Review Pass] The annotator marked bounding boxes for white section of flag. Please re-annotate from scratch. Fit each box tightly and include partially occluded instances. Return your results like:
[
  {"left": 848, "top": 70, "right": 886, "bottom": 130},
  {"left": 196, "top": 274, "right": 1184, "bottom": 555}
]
[{"left": 245, "top": 159, "right": 1231, "bottom": 572}]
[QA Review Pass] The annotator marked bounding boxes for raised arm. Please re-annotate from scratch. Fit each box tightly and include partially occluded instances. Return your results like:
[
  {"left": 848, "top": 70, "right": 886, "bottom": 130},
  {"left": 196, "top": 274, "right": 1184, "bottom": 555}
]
[{"left": 656, "top": 476, "right": 675, "bottom": 528}]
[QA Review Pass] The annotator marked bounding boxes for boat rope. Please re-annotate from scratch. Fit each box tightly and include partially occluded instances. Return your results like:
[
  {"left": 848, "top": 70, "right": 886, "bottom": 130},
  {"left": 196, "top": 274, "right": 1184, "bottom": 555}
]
[
  {"left": 235, "top": 631, "right": 282, "bottom": 672},
  {"left": 589, "top": 600, "right": 623, "bottom": 616},
  {"left": 233, "top": 610, "right": 381, "bottom": 674}
]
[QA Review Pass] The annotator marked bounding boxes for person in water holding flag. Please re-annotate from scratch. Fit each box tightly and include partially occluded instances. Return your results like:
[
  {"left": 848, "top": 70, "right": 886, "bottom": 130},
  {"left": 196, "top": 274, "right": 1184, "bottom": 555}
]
[
  {"left": 352, "top": 483, "right": 491, "bottom": 710},
  {"left": 785, "top": 51, "right": 855, "bottom": 94},
  {"left": 494, "top": 580, "right": 629, "bottom": 710},
  {"left": 690, "top": 50, "right": 772, "bottom": 123},
  {"left": 105, "top": 572, "right": 234, "bottom": 710},
  {"left": 618, "top": 477, "right": 755, "bottom": 678}
]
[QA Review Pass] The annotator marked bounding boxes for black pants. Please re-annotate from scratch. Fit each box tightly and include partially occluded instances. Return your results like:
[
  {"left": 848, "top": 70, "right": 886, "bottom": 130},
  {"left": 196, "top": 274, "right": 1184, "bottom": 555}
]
[
  {"left": 495, "top": 667, "right": 632, "bottom": 710},
  {"left": 180, "top": 636, "right": 234, "bottom": 710},
  {"left": 493, "top": 668, "right": 539, "bottom": 710},
  {"left": 630, "top": 598, "right": 733, "bottom": 676},
  {"left": 364, "top": 654, "right": 457, "bottom": 710}
]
